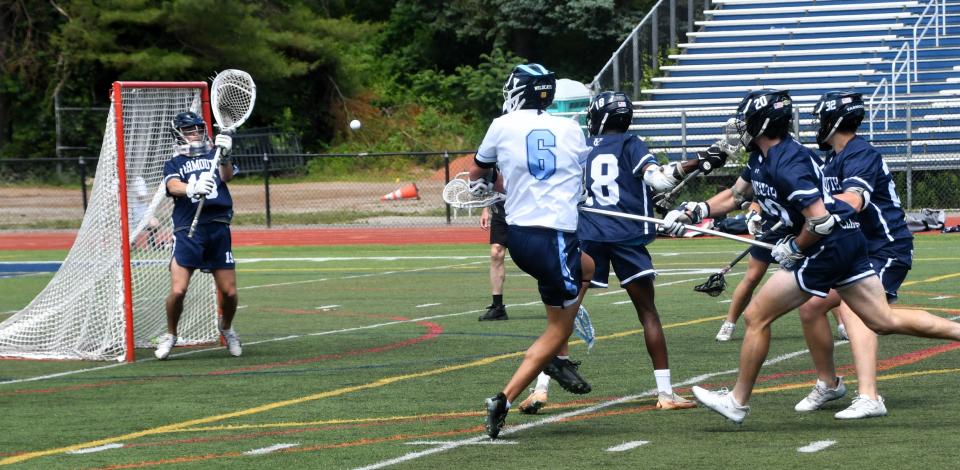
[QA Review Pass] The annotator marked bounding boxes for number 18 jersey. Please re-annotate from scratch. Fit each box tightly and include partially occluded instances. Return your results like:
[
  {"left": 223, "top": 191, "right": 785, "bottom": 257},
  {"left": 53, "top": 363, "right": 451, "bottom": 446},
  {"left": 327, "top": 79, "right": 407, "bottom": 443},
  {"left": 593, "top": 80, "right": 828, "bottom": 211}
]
[
  {"left": 475, "top": 109, "right": 590, "bottom": 232},
  {"left": 578, "top": 134, "right": 658, "bottom": 244}
]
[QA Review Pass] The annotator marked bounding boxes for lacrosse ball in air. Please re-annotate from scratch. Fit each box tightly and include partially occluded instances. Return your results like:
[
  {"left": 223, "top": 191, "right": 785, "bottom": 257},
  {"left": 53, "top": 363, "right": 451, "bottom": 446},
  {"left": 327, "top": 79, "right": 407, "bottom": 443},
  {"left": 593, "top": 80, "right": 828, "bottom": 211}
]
[{"left": 350, "top": 119, "right": 362, "bottom": 130}]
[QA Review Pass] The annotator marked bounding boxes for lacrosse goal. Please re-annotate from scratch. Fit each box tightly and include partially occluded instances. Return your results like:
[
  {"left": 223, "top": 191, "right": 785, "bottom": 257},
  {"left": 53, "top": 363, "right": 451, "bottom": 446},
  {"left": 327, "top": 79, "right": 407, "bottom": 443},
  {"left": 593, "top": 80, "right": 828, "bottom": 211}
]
[{"left": 0, "top": 82, "right": 221, "bottom": 362}]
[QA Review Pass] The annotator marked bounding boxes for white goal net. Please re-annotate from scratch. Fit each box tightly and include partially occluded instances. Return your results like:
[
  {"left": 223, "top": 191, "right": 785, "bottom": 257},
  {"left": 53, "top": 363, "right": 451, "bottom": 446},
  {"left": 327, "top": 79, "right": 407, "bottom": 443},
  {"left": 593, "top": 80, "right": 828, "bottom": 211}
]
[{"left": 0, "top": 82, "right": 219, "bottom": 361}]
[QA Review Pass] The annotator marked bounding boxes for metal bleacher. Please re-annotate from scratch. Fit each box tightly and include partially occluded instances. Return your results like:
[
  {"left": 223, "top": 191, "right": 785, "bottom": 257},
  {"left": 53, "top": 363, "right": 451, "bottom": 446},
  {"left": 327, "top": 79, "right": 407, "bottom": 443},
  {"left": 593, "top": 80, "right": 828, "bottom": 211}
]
[{"left": 623, "top": 0, "right": 960, "bottom": 170}]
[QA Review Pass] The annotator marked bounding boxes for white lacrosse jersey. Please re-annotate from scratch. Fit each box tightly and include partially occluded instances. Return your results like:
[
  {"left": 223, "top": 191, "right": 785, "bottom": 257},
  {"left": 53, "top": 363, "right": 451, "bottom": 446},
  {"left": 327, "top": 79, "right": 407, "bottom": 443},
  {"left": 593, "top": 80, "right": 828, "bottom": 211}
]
[{"left": 475, "top": 109, "right": 589, "bottom": 232}]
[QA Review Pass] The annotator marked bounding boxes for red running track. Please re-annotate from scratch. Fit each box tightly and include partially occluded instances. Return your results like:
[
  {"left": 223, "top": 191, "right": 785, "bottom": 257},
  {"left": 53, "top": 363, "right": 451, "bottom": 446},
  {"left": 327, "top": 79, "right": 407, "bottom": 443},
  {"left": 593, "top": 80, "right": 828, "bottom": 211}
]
[
  {"left": 0, "top": 227, "right": 488, "bottom": 250},
  {"left": 1, "top": 216, "right": 957, "bottom": 251}
]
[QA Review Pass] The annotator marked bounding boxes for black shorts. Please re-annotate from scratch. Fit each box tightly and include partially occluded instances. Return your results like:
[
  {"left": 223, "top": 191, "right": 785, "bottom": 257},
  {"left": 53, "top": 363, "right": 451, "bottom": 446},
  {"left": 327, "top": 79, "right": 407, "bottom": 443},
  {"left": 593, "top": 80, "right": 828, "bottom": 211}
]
[{"left": 489, "top": 202, "right": 508, "bottom": 247}]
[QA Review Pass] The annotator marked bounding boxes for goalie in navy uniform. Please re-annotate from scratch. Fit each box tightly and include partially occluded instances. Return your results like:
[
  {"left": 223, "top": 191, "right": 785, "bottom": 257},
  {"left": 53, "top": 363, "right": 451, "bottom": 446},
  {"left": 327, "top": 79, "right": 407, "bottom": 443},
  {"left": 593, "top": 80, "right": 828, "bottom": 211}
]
[
  {"left": 155, "top": 111, "right": 242, "bottom": 360},
  {"left": 661, "top": 89, "right": 960, "bottom": 424}
]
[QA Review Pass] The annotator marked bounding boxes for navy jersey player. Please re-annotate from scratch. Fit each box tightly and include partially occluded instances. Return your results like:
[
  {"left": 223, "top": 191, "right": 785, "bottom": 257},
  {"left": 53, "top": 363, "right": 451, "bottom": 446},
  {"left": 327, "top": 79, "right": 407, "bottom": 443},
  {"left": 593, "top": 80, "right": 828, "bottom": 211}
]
[
  {"left": 578, "top": 90, "right": 727, "bottom": 410},
  {"left": 660, "top": 89, "right": 960, "bottom": 424},
  {"left": 794, "top": 91, "right": 926, "bottom": 419},
  {"left": 155, "top": 111, "right": 242, "bottom": 360},
  {"left": 470, "top": 64, "right": 596, "bottom": 439}
]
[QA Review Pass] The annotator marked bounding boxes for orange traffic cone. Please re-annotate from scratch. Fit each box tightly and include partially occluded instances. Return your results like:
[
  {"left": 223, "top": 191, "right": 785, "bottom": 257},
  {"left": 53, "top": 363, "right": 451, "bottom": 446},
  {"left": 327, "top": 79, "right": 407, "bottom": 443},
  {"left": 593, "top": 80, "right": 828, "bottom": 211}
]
[{"left": 381, "top": 183, "right": 419, "bottom": 201}]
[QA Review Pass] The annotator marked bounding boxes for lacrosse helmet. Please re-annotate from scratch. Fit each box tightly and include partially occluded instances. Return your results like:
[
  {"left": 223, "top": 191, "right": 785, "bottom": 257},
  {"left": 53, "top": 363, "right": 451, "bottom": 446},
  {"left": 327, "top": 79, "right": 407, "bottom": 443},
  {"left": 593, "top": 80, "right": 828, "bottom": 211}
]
[
  {"left": 171, "top": 111, "right": 211, "bottom": 157},
  {"left": 502, "top": 63, "right": 556, "bottom": 114},
  {"left": 733, "top": 89, "right": 793, "bottom": 152},
  {"left": 587, "top": 91, "right": 633, "bottom": 136},
  {"left": 812, "top": 91, "right": 865, "bottom": 151}
]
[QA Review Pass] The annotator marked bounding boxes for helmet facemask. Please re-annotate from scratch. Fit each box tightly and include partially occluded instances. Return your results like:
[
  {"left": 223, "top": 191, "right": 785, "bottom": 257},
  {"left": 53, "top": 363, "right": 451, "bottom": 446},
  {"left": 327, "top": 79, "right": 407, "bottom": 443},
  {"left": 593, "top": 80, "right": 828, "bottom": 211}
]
[
  {"left": 171, "top": 111, "right": 212, "bottom": 157},
  {"left": 502, "top": 73, "right": 526, "bottom": 114}
]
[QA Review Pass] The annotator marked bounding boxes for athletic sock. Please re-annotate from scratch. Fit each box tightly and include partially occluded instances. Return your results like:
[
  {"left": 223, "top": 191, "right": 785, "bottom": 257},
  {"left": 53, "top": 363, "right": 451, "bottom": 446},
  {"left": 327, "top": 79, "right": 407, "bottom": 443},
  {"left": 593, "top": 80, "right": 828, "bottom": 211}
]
[
  {"left": 654, "top": 369, "right": 672, "bottom": 395},
  {"left": 557, "top": 355, "right": 569, "bottom": 360},
  {"left": 535, "top": 372, "right": 551, "bottom": 392},
  {"left": 492, "top": 295, "right": 503, "bottom": 306}
]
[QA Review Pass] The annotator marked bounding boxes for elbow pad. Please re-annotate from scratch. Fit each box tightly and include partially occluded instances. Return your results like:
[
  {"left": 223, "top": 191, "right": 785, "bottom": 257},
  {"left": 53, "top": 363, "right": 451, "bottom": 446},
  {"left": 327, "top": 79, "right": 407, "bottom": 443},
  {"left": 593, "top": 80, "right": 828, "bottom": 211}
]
[
  {"left": 805, "top": 213, "right": 838, "bottom": 236},
  {"left": 731, "top": 186, "right": 749, "bottom": 210},
  {"left": 846, "top": 187, "right": 871, "bottom": 208},
  {"left": 643, "top": 163, "right": 682, "bottom": 193}
]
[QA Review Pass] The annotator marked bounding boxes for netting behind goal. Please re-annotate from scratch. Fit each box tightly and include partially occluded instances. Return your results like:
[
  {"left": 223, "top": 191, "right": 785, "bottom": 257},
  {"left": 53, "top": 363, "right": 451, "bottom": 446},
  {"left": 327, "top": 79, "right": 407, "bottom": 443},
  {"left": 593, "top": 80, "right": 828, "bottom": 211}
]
[{"left": 0, "top": 82, "right": 219, "bottom": 361}]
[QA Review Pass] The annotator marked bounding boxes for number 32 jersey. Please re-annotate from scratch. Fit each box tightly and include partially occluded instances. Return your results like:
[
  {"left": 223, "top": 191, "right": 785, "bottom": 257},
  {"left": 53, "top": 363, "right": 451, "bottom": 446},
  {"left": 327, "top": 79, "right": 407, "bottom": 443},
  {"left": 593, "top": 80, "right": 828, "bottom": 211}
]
[{"left": 475, "top": 109, "right": 590, "bottom": 232}]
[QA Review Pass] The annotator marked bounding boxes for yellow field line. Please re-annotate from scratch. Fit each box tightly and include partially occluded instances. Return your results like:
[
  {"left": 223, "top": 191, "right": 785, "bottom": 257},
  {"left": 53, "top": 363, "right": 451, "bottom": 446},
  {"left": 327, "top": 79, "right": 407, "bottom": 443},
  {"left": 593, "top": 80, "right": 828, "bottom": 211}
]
[
  {"left": 0, "top": 314, "right": 722, "bottom": 465},
  {"left": 901, "top": 272, "right": 960, "bottom": 287},
  {"left": 753, "top": 368, "right": 960, "bottom": 395}
]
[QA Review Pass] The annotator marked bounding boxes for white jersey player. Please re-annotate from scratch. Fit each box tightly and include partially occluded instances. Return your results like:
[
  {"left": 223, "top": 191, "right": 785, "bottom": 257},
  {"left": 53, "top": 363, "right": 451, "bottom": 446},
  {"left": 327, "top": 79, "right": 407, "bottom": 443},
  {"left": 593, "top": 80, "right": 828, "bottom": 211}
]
[{"left": 469, "top": 63, "right": 595, "bottom": 439}]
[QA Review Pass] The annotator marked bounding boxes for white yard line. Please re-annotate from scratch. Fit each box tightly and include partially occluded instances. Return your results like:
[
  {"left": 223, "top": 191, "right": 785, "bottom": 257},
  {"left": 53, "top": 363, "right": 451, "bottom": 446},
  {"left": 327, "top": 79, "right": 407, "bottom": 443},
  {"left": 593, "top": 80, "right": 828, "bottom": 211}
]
[
  {"left": 797, "top": 440, "right": 836, "bottom": 453},
  {"left": 354, "top": 345, "right": 828, "bottom": 470},
  {"left": 415, "top": 303, "right": 442, "bottom": 308},
  {"left": 243, "top": 443, "right": 300, "bottom": 455},
  {"left": 405, "top": 440, "right": 516, "bottom": 446},
  {"left": 606, "top": 441, "right": 650, "bottom": 452},
  {"left": 66, "top": 443, "right": 124, "bottom": 454}
]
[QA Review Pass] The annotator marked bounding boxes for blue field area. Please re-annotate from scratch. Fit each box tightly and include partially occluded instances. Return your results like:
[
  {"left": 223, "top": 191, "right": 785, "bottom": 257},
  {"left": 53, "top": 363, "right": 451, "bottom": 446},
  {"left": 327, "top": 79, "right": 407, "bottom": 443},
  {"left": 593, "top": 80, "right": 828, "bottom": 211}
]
[{"left": 0, "top": 262, "right": 62, "bottom": 278}]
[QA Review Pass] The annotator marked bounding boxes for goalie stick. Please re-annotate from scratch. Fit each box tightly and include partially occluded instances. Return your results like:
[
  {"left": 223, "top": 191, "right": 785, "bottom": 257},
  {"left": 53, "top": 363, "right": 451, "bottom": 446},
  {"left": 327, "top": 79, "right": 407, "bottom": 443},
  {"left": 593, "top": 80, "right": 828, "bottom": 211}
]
[
  {"left": 579, "top": 206, "right": 775, "bottom": 249},
  {"left": 694, "top": 220, "right": 784, "bottom": 296},
  {"left": 188, "top": 69, "right": 257, "bottom": 238}
]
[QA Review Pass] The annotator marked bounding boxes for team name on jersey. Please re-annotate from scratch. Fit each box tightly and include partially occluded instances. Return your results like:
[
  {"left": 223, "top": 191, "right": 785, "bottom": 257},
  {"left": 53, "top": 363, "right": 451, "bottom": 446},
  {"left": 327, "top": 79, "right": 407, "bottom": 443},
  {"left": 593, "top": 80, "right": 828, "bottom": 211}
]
[
  {"left": 178, "top": 158, "right": 213, "bottom": 177},
  {"left": 753, "top": 181, "right": 778, "bottom": 198},
  {"left": 823, "top": 176, "right": 842, "bottom": 193},
  {"left": 839, "top": 218, "right": 861, "bottom": 230}
]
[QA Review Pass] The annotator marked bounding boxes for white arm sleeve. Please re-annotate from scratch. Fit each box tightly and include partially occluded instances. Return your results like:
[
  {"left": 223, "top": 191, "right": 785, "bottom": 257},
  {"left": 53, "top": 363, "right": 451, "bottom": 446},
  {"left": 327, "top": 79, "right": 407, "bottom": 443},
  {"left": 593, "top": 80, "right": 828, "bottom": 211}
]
[{"left": 643, "top": 162, "right": 682, "bottom": 193}]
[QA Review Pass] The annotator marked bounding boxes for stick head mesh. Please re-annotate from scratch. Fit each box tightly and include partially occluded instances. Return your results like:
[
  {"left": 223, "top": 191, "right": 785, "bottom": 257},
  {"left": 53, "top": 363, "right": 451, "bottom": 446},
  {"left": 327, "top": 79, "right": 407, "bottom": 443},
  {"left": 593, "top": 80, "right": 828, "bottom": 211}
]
[
  {"left": 211, "top": 69, "right": 256, "bottom": 132},
  {"left": 442, "top": 172, "right": 505, "bottom": 209},
  {"left": 694, "top": 272, "right": 727, "bottom": 297}
]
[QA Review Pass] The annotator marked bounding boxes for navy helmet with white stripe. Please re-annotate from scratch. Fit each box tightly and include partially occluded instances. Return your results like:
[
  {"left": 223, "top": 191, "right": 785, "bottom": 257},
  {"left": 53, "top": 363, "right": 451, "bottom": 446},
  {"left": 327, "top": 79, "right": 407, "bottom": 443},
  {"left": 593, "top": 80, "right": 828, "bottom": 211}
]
[
  {"left": 734, "top": 89, "right": 792, "bottom": 152},
  {"left": 587, "top": 91, "right": 633, "bottom": 136},
  {"left": 812, "top": 91, "right": 865, "bottom": 151},
  {"left": 502, "top": 63, "right": 556, "bottom": 114}
]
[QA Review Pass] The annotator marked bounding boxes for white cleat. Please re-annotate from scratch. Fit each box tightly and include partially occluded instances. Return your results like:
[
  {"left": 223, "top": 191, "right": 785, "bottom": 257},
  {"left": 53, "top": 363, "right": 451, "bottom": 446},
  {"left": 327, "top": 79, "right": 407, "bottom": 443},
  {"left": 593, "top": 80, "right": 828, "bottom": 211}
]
[
  {"left": 835, "top": 395, "right": 887, "bottom": 419},
  {"left": 715, "top": 321, "right": 736, "bottom": 342},
  {"left": 795, "top": 376, "right": 846, "bottom": 412},
  {"left": 219, "top": 320, "right": 242, "bottom": 357},
  {"left": 154, "top": 333, "right": 177, "bottom": 360},
  {"left": 837, "top": 323, "right": 849, "bottom": 340},
  {"left": 692, "top": 386, "right": 750, "bottom": 424}
]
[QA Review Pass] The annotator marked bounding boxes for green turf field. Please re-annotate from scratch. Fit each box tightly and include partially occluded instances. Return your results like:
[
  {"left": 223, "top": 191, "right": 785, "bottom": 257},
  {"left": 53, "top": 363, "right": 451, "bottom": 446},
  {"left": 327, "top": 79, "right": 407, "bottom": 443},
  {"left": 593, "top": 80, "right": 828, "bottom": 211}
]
[{"left": 1, "top": 236, "right": 958, "bottom": 469}]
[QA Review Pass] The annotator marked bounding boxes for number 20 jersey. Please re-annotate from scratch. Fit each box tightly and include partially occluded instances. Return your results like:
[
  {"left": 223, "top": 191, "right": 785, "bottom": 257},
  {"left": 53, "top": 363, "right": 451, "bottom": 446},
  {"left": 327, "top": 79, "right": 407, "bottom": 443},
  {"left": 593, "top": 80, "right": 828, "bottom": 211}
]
[{"left": 475, "top": 109, "right": 590, "bottom": 232}]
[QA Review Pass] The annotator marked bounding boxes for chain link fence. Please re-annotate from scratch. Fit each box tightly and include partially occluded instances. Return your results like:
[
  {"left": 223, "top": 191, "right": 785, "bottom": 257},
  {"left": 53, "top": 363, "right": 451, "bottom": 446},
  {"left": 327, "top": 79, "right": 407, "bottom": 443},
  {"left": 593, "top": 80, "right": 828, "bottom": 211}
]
[
  {"left": 2, "top": 98, "right": 958, "bottom": 231},
  {"left": 0, "top": 151, "right": 485, "bottom": 230}
]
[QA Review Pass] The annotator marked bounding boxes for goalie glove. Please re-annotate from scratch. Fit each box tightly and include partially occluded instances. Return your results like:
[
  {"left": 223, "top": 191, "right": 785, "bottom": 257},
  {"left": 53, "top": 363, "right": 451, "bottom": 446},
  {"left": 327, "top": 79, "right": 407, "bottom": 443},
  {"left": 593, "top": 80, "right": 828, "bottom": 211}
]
[
  {"left": 186, "top": 172, "right": 216, "bottom": 200},
  {"left": 215, "top": 134, "right": 232, "bottom": 156},
  {"left": 771, "top": 235, "right": 805, "bottom": 269},
  {"left": 696, "top": 144, "right": 728, "bottom": 175}
]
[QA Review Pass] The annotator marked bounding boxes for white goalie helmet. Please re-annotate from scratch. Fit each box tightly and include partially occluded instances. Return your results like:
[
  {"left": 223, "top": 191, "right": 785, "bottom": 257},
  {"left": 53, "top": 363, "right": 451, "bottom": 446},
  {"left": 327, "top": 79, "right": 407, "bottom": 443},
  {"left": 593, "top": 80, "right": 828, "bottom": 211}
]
[{"left": 170, "top": 111, "right": 212, "bottom": 157}]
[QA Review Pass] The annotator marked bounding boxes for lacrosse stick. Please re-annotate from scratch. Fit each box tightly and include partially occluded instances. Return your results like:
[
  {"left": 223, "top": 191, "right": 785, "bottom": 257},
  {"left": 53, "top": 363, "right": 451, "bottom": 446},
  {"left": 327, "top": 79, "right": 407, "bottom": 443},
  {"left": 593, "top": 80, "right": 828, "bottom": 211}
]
[
  {"left": 188, "top": 69, "right": 257, "bottom": 238},
  {"left": 579, "top": 206, "right": 775, "bottom": 249},
  {"left": 442, "top": 172, "right": 506, "bottom": 209},
  {"left": 694, "top": 220, "right": 784, "bottom": 296},
  {"left": 573, "top": 305, "right": 596, "bottom": 352}
]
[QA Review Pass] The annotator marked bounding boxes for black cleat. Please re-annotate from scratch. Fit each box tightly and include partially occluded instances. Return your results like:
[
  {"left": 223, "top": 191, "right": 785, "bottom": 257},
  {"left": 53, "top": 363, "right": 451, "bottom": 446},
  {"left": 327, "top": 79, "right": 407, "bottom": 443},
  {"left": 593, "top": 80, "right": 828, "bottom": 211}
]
[
  {"left": 485, "top": 392, "right": 509, "bottom": 438},
  {"left": 479, "top": 304, "right": 508, "bottom": 321},
  {"left": 543, "top": 357, "right": 592, "bottom": 394}
]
